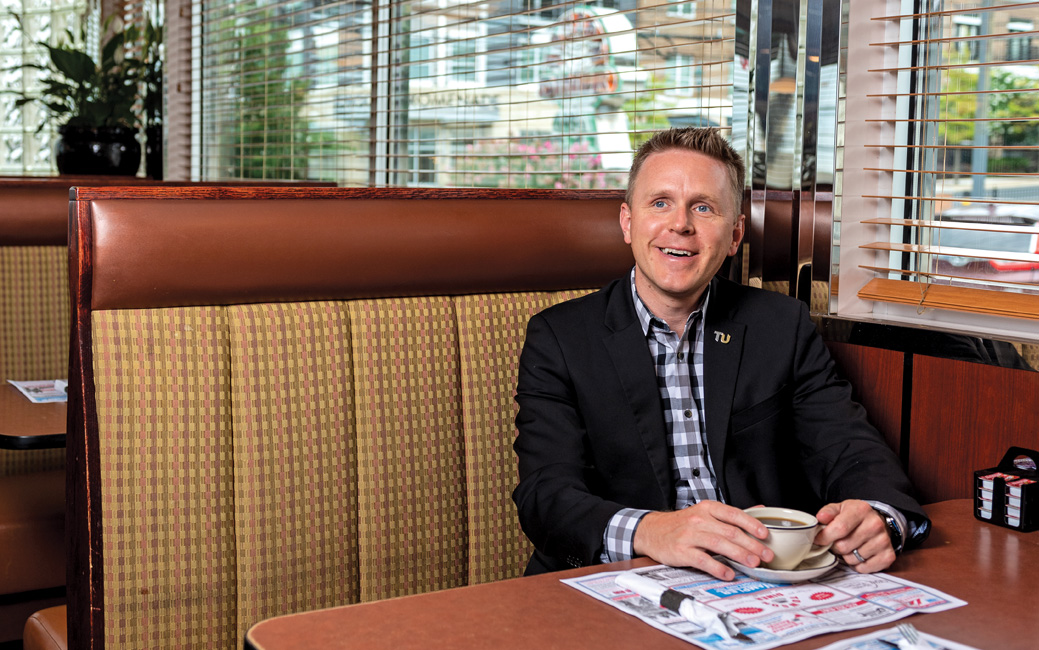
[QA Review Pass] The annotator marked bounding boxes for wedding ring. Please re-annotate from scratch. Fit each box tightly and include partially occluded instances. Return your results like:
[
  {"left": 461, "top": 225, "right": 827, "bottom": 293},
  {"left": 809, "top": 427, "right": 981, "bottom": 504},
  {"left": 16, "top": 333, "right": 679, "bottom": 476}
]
[{"left": 852, "top": 549, "right": 866, "bottom": 563}]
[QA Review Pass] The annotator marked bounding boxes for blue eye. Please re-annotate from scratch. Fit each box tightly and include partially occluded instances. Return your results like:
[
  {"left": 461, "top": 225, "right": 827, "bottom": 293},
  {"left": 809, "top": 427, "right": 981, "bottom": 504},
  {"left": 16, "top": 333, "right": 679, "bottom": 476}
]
[
  {"left": 653, "top": 200, "right": 667, "bottom": 208},
  {"left": 694, "top": 204, "right": 711, "bottom": 213}
]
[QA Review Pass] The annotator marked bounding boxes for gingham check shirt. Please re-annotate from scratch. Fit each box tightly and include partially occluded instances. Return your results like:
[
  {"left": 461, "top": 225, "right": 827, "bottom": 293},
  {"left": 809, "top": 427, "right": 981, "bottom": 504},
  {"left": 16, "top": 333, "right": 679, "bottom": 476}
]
[{"left": 600, "top": 270, "right": 722, "bottom": 562}]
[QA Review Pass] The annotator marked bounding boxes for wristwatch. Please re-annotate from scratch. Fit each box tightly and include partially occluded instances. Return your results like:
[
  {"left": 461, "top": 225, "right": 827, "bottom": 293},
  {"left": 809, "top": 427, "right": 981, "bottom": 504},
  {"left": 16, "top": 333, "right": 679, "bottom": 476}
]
[{"left": 873, "top": 508, "right": 904, "bottom": 555}]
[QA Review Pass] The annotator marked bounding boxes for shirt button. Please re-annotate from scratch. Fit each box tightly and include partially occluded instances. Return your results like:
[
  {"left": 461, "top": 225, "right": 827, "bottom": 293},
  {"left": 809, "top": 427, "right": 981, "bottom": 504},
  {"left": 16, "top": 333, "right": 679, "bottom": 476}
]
[
  {"left": 678, "top": 352, "right": 685, "bottom": 361},
  {"left": 692, "top": 469, "right": 701, "bottom": 477},
  {"left": 684, "top": 409, "right": 693, "bottom": 418}
]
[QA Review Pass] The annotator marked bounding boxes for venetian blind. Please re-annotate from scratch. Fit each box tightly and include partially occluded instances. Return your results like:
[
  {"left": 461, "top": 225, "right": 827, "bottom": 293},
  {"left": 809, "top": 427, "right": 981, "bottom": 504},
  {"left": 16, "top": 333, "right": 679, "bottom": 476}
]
[
  {"left": 181, "top": 0, "right": 736, "bottom": 188},
  {"left": 118, "top": 1, "right": 161, "bottom": 72},
  {"left": 854, "top": 0, "right": 1039, "bottom": 321},
  {"left": 118, "top": 0, "right": 162, "bottom": 178},
  {"left": 119, "top": 0, "right": 147, "bottom": 30}
]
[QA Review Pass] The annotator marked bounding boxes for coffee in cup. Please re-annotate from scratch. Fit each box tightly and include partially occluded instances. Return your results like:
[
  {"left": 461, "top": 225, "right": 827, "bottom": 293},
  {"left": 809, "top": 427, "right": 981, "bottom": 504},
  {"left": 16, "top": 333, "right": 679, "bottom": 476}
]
[{"left": 745, "top": 507, "right": 832, "bottom": 571}]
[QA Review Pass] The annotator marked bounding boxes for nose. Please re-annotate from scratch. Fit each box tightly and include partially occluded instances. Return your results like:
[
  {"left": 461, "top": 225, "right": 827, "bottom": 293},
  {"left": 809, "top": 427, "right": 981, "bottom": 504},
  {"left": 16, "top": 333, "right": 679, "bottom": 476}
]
[{"left": 668, "top": 204, "right": 695, "bottom": 234}]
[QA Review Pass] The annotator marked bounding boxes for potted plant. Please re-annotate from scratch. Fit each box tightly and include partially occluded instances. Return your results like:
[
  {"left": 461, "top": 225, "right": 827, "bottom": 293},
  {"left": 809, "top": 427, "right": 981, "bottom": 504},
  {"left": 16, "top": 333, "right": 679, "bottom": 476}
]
[{"left": 8, "top": 14, "right": 145, "bottom": 175}]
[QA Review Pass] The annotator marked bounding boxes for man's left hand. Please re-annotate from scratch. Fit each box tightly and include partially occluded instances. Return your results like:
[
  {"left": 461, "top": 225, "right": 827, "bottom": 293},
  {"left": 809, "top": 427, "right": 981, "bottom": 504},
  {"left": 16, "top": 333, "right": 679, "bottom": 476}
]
[{"left": 814, "top": 500, "right": 894, "bottom": 573}]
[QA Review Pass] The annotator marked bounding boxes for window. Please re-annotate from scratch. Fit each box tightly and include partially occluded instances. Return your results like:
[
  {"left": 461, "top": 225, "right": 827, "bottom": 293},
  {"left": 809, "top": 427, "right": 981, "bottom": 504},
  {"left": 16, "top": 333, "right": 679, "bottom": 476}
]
[
  {"left": 836, "top": 0, "right": 1039, "bottom": 340},
  {"left": 515, "top": 44, "right": 542, "bottom": 85},
  {"left": 0, "top": 0, "right": 92, "bottom": 175},
  {"left": 1006, "top": 19, "right": 1034, "bottom": 62},
  {"left": 446, "top": 29, "right": 481, "bottom": 84},
  {"left": 177, "top": 0, "right": 738, "bottom": 188},
  {"left": 667, "top": 1, "right": 696, "bottom": 18},
  {"left": 405, "top": 126, "right": 437, "bottom": 185},
  {"left": 669, "top": 54, "right": 703, "bottom": 92},
  {"left": 408, "top": 33, "right": 436, "bottom": 82},
  {"left": 952, "top": 14, "right": 981, "bottom": 61}
]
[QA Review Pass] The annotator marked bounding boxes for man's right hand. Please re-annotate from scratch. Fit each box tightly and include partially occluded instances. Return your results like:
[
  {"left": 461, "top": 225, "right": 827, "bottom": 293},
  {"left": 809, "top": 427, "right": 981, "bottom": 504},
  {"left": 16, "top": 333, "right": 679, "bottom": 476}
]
[{"left": 631, "top": 501, "right": 774, "bottom": 581}]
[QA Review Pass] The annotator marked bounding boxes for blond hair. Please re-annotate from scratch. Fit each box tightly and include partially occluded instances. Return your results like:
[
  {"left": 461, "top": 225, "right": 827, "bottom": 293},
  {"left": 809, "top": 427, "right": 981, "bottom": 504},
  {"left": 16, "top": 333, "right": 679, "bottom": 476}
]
[{"left": 626, "top": 128, "right": 745, "bottom": 217}]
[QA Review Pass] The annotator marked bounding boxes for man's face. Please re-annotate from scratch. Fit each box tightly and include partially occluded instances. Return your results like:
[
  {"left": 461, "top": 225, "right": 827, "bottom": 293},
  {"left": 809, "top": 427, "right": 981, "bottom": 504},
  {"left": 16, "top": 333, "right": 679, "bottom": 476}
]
[{"left": 620, "top": 148, "right": 745, "bottom": 315}]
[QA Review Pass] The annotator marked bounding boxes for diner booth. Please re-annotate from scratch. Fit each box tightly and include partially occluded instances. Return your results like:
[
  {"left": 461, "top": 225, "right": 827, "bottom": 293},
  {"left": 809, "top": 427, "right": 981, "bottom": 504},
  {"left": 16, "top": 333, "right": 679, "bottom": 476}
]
[
  {"left": 1, "top": 177, "right": 339, "bottom": 649},
  {"left": 1, "top": 0, "right": 1037, "bottom": 648},
  {"left": 4, "top": 180, "right": 1037, "bottom": 650}
]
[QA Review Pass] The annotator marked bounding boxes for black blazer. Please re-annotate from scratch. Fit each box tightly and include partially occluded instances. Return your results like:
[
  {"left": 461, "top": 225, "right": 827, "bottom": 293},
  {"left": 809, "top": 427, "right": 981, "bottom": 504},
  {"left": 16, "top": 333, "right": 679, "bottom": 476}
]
[{"left": 512, "top": 275, "right": 927, "bottom": 575}]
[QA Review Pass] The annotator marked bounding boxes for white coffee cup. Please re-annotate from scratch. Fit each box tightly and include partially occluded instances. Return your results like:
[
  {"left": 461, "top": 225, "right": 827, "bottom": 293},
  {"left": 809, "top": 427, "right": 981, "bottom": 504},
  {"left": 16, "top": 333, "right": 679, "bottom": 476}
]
[{"left": 744, "top": 507, "right": 832, "bottom": 571}]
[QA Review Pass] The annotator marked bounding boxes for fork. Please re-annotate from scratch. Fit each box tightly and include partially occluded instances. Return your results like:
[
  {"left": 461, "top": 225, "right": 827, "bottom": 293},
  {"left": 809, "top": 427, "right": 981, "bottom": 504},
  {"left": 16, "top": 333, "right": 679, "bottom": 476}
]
[
  {"left": 718, "top": 611, "right": 753, "bottom": 643},
  {"left": 896, "top": 623, "right": 922, "bottom": 648}
]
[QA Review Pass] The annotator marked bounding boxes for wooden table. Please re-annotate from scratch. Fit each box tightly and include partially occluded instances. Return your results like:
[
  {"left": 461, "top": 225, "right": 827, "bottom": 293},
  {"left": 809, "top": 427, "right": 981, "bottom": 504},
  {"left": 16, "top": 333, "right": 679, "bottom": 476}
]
[
  {"left": 0, "top": 384, "right": 66, "bottom": 449},
  {"left": 244, "top": 500, "right": 1038, "bottom": 649}
]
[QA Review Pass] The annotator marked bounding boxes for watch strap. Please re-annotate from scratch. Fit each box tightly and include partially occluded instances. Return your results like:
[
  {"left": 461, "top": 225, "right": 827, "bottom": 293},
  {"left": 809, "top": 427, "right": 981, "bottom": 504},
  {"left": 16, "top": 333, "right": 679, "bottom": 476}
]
[{"left": 872, "top": 507, "right": 905, "bottom": 554}]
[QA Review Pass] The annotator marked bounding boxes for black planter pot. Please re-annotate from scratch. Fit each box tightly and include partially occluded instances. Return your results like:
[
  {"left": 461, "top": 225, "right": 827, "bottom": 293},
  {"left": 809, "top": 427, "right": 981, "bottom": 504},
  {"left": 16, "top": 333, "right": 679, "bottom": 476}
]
[
  {"left": 146, "top": 125, "right": 163, "bottom": 180},
  {"left": 55, "top": 125, "right": 141, "bottom": 176}
]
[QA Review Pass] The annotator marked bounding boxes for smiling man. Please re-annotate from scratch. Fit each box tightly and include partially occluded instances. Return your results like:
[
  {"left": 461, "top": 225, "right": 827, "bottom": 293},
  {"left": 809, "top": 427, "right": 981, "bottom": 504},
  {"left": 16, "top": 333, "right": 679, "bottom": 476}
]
[{"left": 512, "top": 128, "right": 930, "bottom": 580}]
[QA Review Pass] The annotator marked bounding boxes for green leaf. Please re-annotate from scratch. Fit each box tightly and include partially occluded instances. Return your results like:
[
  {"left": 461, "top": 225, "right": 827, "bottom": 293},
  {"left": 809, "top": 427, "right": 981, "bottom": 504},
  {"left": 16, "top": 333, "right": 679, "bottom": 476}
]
[
  {"left": 101, "top": 31, "right": 124, "bottom": 68},
  {"left": 47, "top": 45, "right": 96, "bottom": 84},
  {"left": 4, "top": 62, "right": 46, "bottom": 73},
  {"left": 44, "top": 101, "right": 68, "bottom": 114},
  {"left": 41, "top": 80, "right": 75, "bottom": 95},
  {"left": 80, "top": 101, "right": 107, "bottom": 126}
]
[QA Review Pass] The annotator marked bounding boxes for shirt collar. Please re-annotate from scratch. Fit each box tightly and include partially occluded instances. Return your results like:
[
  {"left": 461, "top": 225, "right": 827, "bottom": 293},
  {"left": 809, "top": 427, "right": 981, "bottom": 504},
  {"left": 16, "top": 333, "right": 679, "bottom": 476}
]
[{"left": 629, "top": 267, "right": 711, "bottom": 337}]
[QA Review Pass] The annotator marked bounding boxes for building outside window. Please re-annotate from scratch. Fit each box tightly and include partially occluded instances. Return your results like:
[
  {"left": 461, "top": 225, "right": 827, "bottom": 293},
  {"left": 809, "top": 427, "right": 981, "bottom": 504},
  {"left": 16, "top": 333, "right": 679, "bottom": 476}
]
[
  {"left": 180, "top": 0, "right": 737, "bottom": 189},
  {"left": 446, "top": 31, "right": 481, "bottom": 84},
  {"left": 952, "top": 14, "right": 981, "bottom": 61},
  {"left": 407, "top": 33, "right": 436, "bottom": 82},
  {"left": 670, "top": 54, "right": 703, "bottom": 91},
  {"left": 405, "top": 125, "right": 437, "bottom": 185},
  {"left": 667, "top": 0, "right": 696, "bottom": 18},
  {"left": 1006, "top": 19, "right": 1034, "bottom": 62}
]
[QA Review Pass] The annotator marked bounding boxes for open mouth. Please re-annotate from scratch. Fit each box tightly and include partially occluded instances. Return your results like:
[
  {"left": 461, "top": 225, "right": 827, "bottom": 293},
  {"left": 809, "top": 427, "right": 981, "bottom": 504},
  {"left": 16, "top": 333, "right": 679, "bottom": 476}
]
[{"left": 661, "top": 247, "right": 693, "bottom": 257}]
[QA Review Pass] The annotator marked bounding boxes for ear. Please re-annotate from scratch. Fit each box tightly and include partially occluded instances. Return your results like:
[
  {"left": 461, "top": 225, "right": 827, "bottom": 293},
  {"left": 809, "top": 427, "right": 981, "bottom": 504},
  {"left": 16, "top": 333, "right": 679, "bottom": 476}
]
[
  {"left": 728, "top": 214, "right": 745, "bottom": 256},
  {"left": 620, "top": 203, "right": 632, "bottom": 245}
]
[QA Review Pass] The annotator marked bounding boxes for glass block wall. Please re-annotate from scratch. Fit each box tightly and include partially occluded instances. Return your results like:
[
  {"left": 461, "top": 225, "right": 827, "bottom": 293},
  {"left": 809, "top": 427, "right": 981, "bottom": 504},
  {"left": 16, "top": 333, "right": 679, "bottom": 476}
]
[{"left": 0, "top": 0, "right": 91, "bottom": 175}]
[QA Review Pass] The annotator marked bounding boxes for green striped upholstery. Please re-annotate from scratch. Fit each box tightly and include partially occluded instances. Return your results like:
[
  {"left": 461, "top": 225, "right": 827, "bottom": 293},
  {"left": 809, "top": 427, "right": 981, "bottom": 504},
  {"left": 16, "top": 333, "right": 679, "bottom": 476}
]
[
  {"left": 227, "top": 302, "right": 360, "bottom": 642},
  {"left": 348, "top": 297, "right": 468, "bottom": 602},
  {"left": 454, "top": 289, "right": 593, "bottom": 585},
  {"left": 92, "top": 307, "right": 237, "bottom": 650},
  {"left": 0, "top": 447, "right": 64, "bottom": 477},
  {"left": 455, "top": 292, "right": 546, "bottom": 585},
  {"left": 761, "top": 280, "right": 831, "bottom": 315},
  {"left": 0, "top": 247, "right": 68, "bottom": 382},
  {"left": 89, "top": 290, "right": 599, "bottom": 648},
  {"left": 0, "top": 246, "right": 67, "bottom": 477}
]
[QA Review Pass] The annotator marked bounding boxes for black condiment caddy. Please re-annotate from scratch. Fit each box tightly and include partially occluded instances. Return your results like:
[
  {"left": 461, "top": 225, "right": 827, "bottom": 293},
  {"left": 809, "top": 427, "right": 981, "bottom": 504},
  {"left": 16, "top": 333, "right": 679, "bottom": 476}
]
[{"left": 974, "top": 446, "right": 1038, "bottom": 532}]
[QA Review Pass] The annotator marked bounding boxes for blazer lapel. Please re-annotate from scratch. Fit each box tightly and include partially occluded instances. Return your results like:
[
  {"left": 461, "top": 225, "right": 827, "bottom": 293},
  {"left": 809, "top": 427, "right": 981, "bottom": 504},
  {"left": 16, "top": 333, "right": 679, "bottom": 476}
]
[
  {"left": 602, "top": 280, "right": 672, "bottom": 504},
  {"left": 703, "top": 278, "right": 745, "bottom": 501}
]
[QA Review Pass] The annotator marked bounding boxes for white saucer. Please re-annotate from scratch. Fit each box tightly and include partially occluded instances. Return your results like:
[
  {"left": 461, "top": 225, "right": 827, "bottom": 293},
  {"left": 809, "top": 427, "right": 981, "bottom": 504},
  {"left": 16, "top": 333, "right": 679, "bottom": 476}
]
[{"left": 724, "top": 551, "right": 838, "bottom": 583}]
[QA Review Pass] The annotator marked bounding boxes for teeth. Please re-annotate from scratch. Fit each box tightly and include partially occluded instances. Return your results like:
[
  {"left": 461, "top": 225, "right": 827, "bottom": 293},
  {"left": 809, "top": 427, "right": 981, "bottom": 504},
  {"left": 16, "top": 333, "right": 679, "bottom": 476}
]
[{"left": 662, "top": 248, "right": 692, "bottom": 257}]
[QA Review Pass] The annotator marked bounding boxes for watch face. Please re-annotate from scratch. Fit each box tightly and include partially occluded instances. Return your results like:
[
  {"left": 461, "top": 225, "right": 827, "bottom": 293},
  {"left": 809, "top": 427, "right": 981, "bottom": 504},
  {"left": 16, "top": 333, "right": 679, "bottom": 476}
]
[
  {"left": 873, "top": 508, "right": 903, "bottom": 552},
  {"left": 883, "top": 515, "right": 903, "bottom": 550}
]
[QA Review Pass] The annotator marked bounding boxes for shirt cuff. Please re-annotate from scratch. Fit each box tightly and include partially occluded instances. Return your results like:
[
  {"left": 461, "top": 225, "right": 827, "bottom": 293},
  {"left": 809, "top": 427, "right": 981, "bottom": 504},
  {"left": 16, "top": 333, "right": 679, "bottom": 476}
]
[{"left": 600, "top": 507, "right": 651, "bottom": 563}]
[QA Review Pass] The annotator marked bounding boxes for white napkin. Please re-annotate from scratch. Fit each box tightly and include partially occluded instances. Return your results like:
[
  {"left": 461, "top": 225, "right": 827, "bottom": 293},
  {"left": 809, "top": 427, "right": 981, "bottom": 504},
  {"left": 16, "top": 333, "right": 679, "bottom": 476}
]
[{"left": 615, "top": 571, "right": 737, "bottom": 639}]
